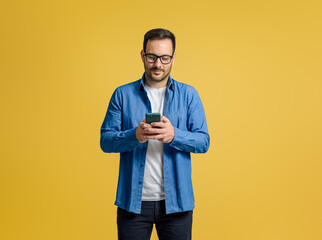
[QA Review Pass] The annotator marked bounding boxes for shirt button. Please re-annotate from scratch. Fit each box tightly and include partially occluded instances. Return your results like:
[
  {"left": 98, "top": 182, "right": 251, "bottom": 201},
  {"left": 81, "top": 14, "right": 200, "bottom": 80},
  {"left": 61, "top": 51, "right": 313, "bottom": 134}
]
[
  {"left": 139, "top": 181, "right": 142, "bottom": 185},
  {"left": 140, "top": 164, "right": 143, "bottom": 167}
]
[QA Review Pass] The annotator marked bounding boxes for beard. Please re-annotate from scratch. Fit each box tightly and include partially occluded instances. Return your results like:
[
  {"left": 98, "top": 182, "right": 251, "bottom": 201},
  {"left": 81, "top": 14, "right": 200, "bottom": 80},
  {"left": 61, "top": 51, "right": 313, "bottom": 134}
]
[{"left": 144, "top": 64, "right": 172, "bottom": 84}]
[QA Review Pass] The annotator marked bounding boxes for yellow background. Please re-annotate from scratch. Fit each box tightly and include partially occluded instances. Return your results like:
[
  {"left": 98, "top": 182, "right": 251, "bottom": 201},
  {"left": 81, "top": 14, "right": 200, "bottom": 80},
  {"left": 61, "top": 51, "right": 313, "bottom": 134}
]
[{"left": 1, "top": 0, "right": 321, "bottom": 239}]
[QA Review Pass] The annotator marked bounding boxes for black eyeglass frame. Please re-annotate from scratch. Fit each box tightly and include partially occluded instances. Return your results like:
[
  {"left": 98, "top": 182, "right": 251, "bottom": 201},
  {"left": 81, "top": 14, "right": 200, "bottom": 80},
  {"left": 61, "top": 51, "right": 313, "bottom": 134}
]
[{"left": 144, "top": 53, "right": 174, "bottom": 64}]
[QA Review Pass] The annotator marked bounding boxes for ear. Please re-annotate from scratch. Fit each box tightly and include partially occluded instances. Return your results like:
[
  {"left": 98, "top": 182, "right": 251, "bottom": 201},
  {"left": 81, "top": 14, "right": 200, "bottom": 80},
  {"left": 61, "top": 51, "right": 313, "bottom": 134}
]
[
  {"left": 172, "top": 52, "right": 176, "bottom": 64},
  {"left": 140, "top": 50, "right": 145, "bottom": 62}
]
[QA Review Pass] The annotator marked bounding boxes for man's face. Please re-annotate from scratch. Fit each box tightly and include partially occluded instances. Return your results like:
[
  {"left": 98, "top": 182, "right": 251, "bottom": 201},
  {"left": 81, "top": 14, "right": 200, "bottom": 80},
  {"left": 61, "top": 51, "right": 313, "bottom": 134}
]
[{"left": 141, "top": 39, "right": 176, "bottom": 85}]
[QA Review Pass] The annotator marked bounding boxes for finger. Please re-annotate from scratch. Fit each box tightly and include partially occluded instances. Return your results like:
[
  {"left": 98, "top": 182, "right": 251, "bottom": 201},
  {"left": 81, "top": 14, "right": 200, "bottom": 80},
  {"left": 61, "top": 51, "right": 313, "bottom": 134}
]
[
  {"left": 142, "top": 134, "right": 151, "bottom": 139},
  {"left": 148, "top": 134, "right": 166, "bottom": 142},
  {"left": 142, "top": 123, "right": 153, "bottom": 128},
  {"left": 145, "top": 128, "right": 164, "bottom": 134},
  {"left": 151, "top": 122, "right": 165, "bottom": 128},
  {"left": 144, "top": 128, "right": 164, "bottom": 134},
  {"left": 161, "top": 116, "right": 170, "bottom": 123},
  {"left": 147, "top": 134, "right": 165, "bottom": 140}
]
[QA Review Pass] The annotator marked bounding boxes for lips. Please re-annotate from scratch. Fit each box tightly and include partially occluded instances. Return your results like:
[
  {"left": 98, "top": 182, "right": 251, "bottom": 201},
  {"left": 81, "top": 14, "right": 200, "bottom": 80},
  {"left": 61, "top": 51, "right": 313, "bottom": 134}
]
[{"left": 153, "top": 69, "right": 162, "bottom": 75}]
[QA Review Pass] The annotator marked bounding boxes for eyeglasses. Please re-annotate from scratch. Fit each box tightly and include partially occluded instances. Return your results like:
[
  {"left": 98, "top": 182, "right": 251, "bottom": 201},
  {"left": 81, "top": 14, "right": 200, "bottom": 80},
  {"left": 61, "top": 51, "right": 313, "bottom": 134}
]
[{"left": 144, "top": 53, "right": 173, "bottom": 64}]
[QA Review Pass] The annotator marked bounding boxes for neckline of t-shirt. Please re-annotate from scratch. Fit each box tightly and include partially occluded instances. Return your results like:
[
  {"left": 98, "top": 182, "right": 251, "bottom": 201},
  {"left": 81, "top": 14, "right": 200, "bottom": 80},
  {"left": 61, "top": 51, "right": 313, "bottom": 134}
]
[{"left": 144, "top": 84, "right": 167, "bottom": 93}]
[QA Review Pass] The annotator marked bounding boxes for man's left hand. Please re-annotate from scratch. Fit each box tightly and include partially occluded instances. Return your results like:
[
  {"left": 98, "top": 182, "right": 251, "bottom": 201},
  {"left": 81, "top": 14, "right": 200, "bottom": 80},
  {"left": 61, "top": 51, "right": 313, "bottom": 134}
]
[{"left": 146, "top": 116, "right": 175, "bottom": 143}]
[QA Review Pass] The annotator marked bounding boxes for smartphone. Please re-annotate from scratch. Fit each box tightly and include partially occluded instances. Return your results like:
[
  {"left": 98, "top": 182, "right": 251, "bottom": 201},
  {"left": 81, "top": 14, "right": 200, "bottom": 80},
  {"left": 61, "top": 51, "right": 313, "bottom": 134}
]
[{"left": 146, "top": 113, "right": 161, "bottom": 124}]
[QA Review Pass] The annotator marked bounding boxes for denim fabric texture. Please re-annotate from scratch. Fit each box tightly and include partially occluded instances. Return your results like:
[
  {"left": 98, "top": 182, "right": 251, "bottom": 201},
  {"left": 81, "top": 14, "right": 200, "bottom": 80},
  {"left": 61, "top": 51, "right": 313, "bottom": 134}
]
[
  {"left": 100, "top": 73, "right": 209, "bottom": 214},
  {"left": 117, "top": 201, "right": 193, "bottom": 240}
]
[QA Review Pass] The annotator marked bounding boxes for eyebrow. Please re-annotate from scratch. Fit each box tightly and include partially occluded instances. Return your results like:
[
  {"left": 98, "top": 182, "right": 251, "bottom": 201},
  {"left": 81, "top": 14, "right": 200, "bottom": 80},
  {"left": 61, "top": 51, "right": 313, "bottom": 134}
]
[{"left": 145, "top": 53, "right": 172, "bottom": 56}]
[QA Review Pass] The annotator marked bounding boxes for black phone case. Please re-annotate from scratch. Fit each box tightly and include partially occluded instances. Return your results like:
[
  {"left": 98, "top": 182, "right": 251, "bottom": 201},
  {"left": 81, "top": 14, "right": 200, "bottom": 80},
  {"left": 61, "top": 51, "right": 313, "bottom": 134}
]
[{"left": 146, "top": 113, "right": 161, "bottom": 124}]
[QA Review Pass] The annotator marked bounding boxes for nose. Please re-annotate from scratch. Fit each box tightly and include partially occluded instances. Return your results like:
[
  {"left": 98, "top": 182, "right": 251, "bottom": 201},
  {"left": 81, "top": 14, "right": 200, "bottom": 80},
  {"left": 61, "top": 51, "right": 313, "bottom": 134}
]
[{"left": 153, "top": 57, "right": 162, "bottom": 67}]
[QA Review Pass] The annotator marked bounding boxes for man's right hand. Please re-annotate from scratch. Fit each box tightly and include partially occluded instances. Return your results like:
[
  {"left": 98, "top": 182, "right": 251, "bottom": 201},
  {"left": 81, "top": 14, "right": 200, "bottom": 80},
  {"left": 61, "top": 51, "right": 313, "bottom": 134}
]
[{"left": 135, "top": 119, "right": 153, "bottom": 143}]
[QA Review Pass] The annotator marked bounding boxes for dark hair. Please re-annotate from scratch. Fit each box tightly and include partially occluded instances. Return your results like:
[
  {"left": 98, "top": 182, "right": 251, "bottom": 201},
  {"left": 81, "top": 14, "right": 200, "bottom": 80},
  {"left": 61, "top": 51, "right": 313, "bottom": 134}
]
[{"left": 143, "top": 28, "right": 176, "bottom": 54}]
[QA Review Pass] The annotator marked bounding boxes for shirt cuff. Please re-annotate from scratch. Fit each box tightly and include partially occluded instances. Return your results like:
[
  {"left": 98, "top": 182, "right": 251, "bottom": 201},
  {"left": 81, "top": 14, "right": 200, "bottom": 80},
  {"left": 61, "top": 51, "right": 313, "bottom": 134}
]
[
  {"left": 125, "top": 127, "right": 140, "bottom": 148},
  {"left": 169, "top": 127, "right": 195, "bottom": 152}
]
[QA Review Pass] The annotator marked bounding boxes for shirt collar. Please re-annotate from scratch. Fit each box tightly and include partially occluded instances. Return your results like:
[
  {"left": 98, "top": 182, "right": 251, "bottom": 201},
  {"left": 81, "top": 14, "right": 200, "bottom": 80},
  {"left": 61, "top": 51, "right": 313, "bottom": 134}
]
[{"left": 139, "top": 73, "right": 174, "bottom": 91}]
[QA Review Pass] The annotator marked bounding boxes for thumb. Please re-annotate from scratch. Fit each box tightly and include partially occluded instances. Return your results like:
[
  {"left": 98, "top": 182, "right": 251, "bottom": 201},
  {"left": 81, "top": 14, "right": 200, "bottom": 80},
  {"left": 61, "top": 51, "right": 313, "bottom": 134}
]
[{"left": 161, "top": 116, "right": 170, "bottom": 123}]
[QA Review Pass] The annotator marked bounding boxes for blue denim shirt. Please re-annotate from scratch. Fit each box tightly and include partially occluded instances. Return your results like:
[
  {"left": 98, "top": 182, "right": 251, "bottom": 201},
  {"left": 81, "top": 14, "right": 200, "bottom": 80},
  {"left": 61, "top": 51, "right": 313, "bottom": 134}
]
[{"left": 100, "top": 74, "right": 210, "bottom": 214}]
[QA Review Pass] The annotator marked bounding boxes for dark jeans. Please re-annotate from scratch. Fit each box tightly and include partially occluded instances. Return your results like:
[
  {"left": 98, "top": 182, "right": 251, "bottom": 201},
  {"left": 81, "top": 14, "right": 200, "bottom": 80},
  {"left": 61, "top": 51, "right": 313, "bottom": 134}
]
[{"left": 117, "top": 200, "right": 193, "bottom": 240}]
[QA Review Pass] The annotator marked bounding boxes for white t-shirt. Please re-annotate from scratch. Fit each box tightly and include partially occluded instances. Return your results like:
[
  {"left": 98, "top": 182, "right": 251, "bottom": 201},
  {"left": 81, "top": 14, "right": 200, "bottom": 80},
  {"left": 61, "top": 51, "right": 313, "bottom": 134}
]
[{"left": 142, "top": 84, "right": 166, "bottom": 201}]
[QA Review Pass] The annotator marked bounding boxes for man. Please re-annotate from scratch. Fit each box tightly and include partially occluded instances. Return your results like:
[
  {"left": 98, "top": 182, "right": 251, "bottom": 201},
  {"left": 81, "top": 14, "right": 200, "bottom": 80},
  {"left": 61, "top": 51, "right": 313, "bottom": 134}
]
[{"left": 100, "top": 28, "right": 209, "bottom": 240}]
